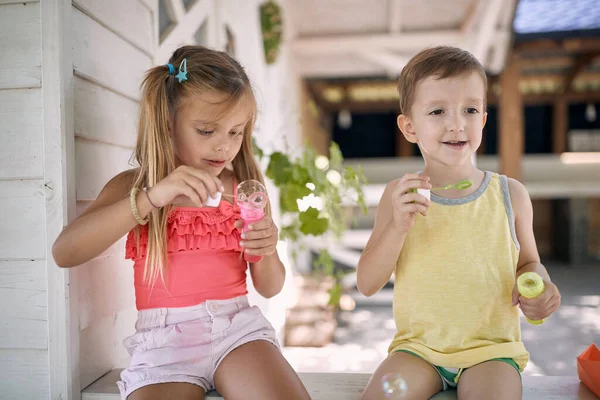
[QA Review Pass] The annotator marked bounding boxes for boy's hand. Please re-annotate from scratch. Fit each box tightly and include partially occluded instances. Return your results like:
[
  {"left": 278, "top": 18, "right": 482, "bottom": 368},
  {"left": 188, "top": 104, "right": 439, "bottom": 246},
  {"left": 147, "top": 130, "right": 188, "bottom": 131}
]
[
  {"left": 512, "top": 279, "right": 561, "bottom": 321},
  {"left": 391, "top": 173, "right": 432, "bottom": 234}
]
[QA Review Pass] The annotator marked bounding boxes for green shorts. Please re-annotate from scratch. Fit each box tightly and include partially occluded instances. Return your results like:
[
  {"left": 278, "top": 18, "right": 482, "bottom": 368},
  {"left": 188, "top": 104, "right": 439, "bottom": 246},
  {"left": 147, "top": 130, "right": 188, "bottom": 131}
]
[{"left": 395, "top": 350, "right": 521, "bottom": 390}]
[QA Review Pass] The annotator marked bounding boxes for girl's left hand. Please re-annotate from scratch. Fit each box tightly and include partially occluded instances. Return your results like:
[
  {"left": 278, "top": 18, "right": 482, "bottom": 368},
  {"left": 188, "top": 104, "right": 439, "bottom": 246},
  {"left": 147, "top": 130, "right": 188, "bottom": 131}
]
[
  {"left": 235, "top": 216, "right": 279, "bottom": 256},
  {"left": 512, "top": 279, "right": 561, "bottom": 321}
]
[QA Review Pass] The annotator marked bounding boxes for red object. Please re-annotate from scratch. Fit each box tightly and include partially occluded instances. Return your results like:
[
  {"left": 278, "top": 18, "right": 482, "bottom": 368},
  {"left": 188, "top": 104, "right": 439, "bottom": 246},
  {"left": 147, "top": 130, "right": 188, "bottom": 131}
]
[{"left": 577, "top": 343, "right": 600, "bottom": 397}]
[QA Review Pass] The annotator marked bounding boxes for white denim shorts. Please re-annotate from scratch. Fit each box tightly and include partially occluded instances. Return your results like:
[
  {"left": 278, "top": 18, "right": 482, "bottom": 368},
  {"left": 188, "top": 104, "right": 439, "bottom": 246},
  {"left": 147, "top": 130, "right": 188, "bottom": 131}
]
[{"left": 117, "top": 296, "right": 280, "bottom": 399}]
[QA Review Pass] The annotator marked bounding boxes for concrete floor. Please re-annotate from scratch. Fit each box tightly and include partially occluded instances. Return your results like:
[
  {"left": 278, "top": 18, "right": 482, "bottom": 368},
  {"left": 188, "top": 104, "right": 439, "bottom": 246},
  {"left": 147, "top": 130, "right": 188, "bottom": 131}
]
[{"left": 283, "top": 263, "right": 600, "bottom": 376}]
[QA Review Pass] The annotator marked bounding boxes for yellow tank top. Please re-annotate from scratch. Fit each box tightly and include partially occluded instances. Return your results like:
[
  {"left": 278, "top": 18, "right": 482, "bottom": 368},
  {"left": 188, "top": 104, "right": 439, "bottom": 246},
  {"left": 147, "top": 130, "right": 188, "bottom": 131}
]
[{"left": 388, "top": 171, "right": 529, "bottom": 371}]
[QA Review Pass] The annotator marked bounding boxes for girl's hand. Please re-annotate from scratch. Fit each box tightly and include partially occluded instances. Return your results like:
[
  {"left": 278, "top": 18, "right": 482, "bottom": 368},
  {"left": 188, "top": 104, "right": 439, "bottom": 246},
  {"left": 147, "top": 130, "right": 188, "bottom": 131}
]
[
  {"left": 512, "top": 279, "right": 561, "bottom": 321},
  {"left": 391, "top": 173, "right": 432, "bottom": 234},
  {"left": 146, "top": 166, "right": 224, "bottom": 208},
  {"left": 235, "top": 216, "right": 279, "bottom": 256}
]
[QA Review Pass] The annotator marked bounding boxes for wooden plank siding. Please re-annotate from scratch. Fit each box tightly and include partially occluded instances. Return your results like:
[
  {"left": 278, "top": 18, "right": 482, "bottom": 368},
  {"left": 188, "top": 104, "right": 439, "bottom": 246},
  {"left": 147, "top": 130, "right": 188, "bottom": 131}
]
[
  {"left": 0, "top": 88, "right": 44, "bottom": 179},
  {"left": 72, "top": 7, "right": 153, "bottom": 101},
  {"left": 0, "top": 349, "right": 49, "bottom": 399},
  {"left": 69, "top": 0, "right": 156, "bottom": 390},
  {"left": 73, "top": 0, "right": 154, "bottom": 56},
  {"left": 0, "top": 2, "right": 41, "bottom": 89},
  {"left": 0, "top": 2, "right": 50, "bottom": 399},
  {"left": 73, "top": 77, "right": 139, "bottom": 149}
]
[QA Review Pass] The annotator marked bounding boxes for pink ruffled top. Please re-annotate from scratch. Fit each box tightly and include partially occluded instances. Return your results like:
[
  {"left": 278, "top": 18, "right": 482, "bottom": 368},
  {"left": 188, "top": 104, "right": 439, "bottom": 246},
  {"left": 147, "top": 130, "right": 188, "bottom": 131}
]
[{"left": 125, "top": 199, "right": 247, "bottom": 311}]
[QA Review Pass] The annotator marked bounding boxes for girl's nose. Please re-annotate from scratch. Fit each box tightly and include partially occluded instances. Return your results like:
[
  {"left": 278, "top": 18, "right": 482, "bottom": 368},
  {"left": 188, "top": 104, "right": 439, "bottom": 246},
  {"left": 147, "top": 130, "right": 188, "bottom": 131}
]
[{"left": 214, "top": 141, "right": 230, "bottom": 154}]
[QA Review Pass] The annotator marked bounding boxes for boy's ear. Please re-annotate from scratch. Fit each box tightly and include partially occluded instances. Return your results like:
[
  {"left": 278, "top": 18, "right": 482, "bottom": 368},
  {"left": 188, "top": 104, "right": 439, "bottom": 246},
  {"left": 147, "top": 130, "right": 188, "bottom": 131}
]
[{"left": 397, "top": 114, "right": 418, "bottom": 144}]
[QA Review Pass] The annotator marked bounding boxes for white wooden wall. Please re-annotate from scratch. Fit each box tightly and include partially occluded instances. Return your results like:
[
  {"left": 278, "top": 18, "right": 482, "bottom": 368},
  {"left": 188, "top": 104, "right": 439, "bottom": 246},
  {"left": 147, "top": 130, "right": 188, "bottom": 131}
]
[
  {"left": 70, "top": 0, "right": 157, "bottom": 390},
  {"left": 0, "top": 0, "right": 155, "bottom": 398},
  {"left": 0, "top": 1, "right": 49, "bottom": 398}
]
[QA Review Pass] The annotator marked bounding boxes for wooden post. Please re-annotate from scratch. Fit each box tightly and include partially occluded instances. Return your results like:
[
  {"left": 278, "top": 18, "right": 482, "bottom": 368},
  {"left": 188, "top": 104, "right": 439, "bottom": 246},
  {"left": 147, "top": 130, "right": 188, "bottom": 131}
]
[
  {"left": 41, "top": 0, "right": 80, "bottom": 399},
  {"left": 300, "top": 81, "right": 330, "bottom": 155},
  {"left": 499, "top": 54, "right": 523, "bottom": 181},
  {"left": 553, "top": 97, "right": 568, "bottom": 153}
]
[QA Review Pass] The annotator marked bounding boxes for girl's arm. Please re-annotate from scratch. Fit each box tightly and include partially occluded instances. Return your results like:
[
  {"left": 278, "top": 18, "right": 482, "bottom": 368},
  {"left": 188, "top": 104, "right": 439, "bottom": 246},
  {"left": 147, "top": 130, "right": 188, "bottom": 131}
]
[
  {"left": 52, "top": 169, "right": 153, "bottom": 268},
  {"left": 508, "top": 178, "right": 561, "bottom": 319},
  {"left": 249, "top": 252, "right": 286, "bottom": 298},
  {"left": 235, "top": 216, "right": 285, "bottom": 298},
  {"left": 53, "top": 165, "right": 225, "bottom": 268},
  {"left": 356, "top": 180, "right": 407, "bottom": 297}
]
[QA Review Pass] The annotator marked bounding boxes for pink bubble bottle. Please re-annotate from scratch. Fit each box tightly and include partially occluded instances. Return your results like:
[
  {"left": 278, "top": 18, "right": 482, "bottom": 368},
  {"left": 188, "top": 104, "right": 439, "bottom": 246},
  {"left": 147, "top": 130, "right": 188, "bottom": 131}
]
[{"left": 236, "top": 179, "right": 268, "bottom": 263}]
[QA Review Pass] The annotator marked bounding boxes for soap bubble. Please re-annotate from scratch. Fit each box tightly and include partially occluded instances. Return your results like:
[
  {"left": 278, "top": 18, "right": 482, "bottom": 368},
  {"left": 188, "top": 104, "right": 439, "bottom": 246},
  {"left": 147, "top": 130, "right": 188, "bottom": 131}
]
[
  {"left": 381, "top": 373, "right": 408, "bottom": 398},
  {"left": 236, "top": 180, "right": 267, "bottom": 221},
  {"left": 236, "top": 180, "right": 267, "bottom": 209}
]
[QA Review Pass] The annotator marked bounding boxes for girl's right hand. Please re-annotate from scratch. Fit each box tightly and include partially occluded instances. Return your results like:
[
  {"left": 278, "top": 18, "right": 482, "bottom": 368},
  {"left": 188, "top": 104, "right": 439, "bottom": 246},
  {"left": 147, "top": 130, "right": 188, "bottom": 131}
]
[
  {"left": 391, "top": 173, "right": 432, "bottom": 234},
  {"left": 146, "top": 166, "right": 225, "bottom": 208}
]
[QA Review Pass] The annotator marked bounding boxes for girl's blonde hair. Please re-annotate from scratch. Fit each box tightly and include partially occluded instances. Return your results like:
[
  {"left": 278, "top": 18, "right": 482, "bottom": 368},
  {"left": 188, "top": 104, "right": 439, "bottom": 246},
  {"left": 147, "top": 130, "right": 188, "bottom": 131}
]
[{"left": 132, "top": 45, "right": 265, "bottom": 286}]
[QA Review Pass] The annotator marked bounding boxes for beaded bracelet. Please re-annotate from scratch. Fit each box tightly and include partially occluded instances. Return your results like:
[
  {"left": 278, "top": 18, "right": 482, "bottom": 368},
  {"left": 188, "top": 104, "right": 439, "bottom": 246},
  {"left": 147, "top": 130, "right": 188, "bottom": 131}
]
[{"left": 129, "top": 188, "right": 149, "bottom": 225}]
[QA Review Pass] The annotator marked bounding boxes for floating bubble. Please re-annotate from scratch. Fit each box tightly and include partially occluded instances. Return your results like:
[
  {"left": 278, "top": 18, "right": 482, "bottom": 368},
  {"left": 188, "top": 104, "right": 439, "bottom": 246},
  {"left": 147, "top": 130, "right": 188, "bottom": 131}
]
[{"left": 381, "top": 373, "right": 408, "bottom": 399}]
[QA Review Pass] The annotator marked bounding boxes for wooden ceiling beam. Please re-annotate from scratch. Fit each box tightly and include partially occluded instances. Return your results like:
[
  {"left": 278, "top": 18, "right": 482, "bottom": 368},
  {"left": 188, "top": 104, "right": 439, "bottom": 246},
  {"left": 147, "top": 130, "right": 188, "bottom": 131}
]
[
  {"left": 488, "top": 90, "right": 600, "bottom": 106},
  {"left": 388, "top": 0, "right": 403, "bottom": 34},
  {"left": 515, "top": 38, "right": 600, "bottom": 55},
  {"left": 519, "top": 56, "right": 574, "bottom": 70},
  {"left": 460, "top": 0, "right": 480, "bottom": 34},
  {"left": 291, "top": 31, "right": 465, "bottom": 55},
  {"left": 308, "top": 89, "right": 600, "bottom": 112},
  {"left": 563, "top": 53, "right": 600, "bottom": 94},
  {"left": 472, "top": 0, "right": 505, "bottom": 62},
  {"left": 354, "top": 51, "right": 410, "bottom": 77}
]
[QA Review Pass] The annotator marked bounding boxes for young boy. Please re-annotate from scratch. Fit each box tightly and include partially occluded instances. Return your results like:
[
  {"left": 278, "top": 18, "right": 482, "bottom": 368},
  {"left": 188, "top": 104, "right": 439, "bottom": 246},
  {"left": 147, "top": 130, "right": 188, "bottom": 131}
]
[{"left": 357, "top": 46, "right": 561, "bottom": 400}]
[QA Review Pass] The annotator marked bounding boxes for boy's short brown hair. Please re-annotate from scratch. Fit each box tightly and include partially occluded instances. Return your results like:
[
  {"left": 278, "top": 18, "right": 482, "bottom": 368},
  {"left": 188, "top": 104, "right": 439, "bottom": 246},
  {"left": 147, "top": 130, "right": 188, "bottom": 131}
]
[{"left": 397, "top": 46, "right": 487, "bottom": 115}]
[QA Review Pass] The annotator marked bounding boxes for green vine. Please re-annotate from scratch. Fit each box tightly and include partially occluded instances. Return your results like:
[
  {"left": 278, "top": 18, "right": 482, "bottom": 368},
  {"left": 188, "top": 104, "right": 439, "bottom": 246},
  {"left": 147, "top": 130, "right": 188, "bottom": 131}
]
[
  {"left": 260, "top": 1, "right": 283, "bottom": 65},
  {"left": 254, "top": 139, "right": 368, "bottom": 307}
]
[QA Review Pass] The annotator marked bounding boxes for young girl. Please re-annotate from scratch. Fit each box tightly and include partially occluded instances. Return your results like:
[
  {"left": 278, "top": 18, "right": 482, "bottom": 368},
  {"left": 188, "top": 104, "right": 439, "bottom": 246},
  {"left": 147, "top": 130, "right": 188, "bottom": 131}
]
[
  {"left": 357, "top": 47, "right": 561, "bottom": 400},
  {"left": 52, "top": 45, "right": 311, "bottom": 400}
]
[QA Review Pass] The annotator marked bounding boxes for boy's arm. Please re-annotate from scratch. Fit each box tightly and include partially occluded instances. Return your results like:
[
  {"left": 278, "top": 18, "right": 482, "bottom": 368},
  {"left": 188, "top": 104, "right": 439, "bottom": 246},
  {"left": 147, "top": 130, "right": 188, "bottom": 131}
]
[
  {"left": 356, "top": 179, "right": 407, "bottom": 297},
  {"left": 509, "top": 178, "right": 551, "bottom": 280},
  {"left": 508, "top": 178, "right": 561, "bottom": 319}
]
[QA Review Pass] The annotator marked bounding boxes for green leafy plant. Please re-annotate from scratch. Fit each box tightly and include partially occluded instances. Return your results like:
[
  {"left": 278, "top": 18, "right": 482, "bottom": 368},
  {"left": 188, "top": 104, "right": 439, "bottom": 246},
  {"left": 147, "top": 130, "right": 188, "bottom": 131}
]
[
  {"left": 260, "top": 1, "right": 283, "bottom": 65},
  {"left": 254, "top": 140, "right": 368, "bottom": 307}
]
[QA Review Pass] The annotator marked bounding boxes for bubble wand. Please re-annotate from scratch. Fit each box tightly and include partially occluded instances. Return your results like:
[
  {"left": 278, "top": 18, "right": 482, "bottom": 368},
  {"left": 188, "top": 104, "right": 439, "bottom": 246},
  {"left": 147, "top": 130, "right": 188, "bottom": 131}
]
[
  {"left": 517, "top": 272, "right": 546, "bottom": 325},
  {"left": 414, "top": 179, "right": 473, "bottom": 200}
]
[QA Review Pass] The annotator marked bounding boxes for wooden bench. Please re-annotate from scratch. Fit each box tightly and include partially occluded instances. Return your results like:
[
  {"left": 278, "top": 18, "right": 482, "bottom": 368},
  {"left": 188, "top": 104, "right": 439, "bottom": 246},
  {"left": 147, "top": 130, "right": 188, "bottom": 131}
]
[{"left": 82, "top": 369, "right": 599, "bottom": 399}]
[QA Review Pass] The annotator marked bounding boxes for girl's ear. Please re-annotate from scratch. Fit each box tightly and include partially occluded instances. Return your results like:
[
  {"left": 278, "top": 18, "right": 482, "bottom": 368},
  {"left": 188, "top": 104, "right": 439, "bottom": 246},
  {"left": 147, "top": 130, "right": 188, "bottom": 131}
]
[{"left": 397, "top": 114, "right": 418, "bottom": 144}]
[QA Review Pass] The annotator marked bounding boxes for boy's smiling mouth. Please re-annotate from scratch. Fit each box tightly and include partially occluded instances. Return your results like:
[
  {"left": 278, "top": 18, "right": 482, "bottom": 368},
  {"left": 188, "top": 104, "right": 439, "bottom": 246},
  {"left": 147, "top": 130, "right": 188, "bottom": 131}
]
[{"left": 442, "top": 140, "right": 467, "bottom": 149}]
